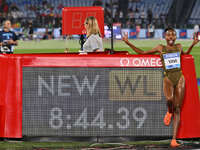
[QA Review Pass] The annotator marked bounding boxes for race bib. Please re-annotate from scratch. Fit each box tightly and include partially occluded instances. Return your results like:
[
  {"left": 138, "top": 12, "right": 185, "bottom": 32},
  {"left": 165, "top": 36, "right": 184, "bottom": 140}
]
[{"left": 163, "top": 52, "right": 180, "bottom": 70}]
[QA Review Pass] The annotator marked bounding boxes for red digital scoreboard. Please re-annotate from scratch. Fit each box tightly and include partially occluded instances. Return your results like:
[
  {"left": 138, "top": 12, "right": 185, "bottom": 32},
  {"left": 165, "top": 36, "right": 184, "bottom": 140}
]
[{"left": 62, "top": 6, "right": 104, "bottom": 36}]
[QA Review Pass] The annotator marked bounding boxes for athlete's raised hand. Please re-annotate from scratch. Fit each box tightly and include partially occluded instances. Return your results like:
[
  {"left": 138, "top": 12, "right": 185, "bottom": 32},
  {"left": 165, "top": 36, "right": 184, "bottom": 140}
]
[
  {"left": 184, "top": 33, "right": 200, "bottom": 54},
  {"left": 122, "top": 32, "right": 129, "bottom": 43},
  {"left": 193, "top": 33, "right": 200, "bottom": 45}
]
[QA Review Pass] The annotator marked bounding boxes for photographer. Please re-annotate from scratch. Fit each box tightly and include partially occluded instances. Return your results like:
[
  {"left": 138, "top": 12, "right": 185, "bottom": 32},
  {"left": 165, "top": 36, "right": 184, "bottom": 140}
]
[{"left": 0, "top": 20, "right": 18, "bottom": 54}]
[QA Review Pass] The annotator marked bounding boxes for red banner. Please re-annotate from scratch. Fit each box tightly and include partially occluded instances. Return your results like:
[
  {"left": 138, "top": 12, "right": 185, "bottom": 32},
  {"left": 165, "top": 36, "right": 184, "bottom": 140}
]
[{"left": 62, "top": 6, "right": 104, "bottom": 36}]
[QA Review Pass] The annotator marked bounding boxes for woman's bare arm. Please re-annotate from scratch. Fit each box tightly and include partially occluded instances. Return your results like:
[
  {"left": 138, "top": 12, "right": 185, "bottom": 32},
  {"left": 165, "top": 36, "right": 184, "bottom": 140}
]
[{"left": 122, "top": 33, "right": 162, "bottom": 54}]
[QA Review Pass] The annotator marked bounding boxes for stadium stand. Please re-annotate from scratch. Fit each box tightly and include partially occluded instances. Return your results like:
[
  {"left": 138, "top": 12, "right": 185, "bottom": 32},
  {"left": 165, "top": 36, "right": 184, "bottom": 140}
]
[
  {"left": 188, "top": 0, "right": 200, "bottom": 25},
  {"left": 1, "top": 0, "right": 199, "bottom": 37},
  {"left": 1, "top": 0, "right": 174, "bottom": 28},
  {"left": 128, "top": 0, "right": 173, "bottom": 18}
]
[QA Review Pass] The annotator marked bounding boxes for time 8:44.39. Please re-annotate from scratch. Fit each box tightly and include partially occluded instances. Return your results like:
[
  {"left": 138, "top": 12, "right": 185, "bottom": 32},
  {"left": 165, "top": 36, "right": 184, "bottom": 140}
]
[{"left": 49, "top": 107, "right": 147, "bottom": 130}]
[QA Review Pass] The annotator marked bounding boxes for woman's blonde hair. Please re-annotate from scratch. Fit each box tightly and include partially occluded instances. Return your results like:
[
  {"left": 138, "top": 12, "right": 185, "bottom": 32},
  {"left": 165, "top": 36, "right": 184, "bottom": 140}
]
[{"left": 84, "top": 16, "right": 101, "bottom": 37}]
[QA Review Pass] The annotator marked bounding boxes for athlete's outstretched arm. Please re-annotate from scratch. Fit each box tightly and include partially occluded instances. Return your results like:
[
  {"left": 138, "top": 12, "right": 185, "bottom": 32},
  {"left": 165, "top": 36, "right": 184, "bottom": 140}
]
[
  {"left": 183, "top": 35, "right": 199, "bottom": 54},
  {"left": 122, "top": 33, "right": 161, "bottom": 54}
]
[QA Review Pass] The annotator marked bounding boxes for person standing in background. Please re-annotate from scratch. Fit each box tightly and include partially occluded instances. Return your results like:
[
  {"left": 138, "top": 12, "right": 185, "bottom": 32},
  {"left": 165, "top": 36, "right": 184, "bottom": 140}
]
[
  {"left": 92, "top": 0, "right": 102, "bottom": 6},
  {"left": 0, "top": 20, "right": 18, "bottom": 54},
  {"left": 136, "top": 24, "right": 141, "bottom": 38},
  {"left": 193, "top": 24, "right": 199, "bottom": 39},
  {"left": 147, "top": 8, "right": 153, "bottom": 24},
  {"left": 28, "top": 21, "right": 34, "bottom": 40},
  {"left": 64, "top": 16, "right": 103, "bottom": 53},
  {"left": 147, "top": 23, "right": 155, "bottom": 38}
]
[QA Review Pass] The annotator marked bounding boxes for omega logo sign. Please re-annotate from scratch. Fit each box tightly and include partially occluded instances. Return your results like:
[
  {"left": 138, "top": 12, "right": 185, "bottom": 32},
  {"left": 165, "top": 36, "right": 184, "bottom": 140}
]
[{"left": 120, "top": 57, "right": 162, "bottom": 67}]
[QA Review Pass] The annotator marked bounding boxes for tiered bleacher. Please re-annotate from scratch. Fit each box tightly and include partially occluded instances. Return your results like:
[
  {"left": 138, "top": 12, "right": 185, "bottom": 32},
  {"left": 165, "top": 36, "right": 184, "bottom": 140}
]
[
  {"left": 188, "top": 0, "right": 200, "bottom": 25},
  {"left": 1, "top": 0, "right": 199, "bottom": 40}
]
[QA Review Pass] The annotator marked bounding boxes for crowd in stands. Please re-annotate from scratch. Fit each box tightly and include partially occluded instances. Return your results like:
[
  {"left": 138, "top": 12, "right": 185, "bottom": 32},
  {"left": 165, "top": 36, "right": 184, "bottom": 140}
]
[
  {"left": 104, "top": 0, "right": 173, "bottom": 29},
  {"left": 0, "top": 0, "right": 173, "bottom": 29},
  {"left": 0, "top": 0, "right": 199, "bottom": 40},
  {"left": 0, "top": 0, "right": 62, "bottom": 28},
  {"left": 188, "top": 0, "right": 200, "bottom": 25}
]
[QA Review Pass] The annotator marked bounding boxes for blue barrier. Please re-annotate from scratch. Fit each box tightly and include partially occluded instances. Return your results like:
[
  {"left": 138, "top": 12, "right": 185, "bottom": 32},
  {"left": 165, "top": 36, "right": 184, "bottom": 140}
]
[
  {"left": 12, "top": 28, "right": 196, "bottom": 39},
  {"left": 198, "top": 78, "right": 200, "bottom": 86}
]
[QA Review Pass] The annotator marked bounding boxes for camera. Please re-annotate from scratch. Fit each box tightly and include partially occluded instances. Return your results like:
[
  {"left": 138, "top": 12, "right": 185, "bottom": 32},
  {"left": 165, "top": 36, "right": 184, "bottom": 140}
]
[
  {"left": 0, "top": 41, "right": 10, "bottom": 53},
  {"left": 2, "top": 41, "right": 8, "bottom": 46}
]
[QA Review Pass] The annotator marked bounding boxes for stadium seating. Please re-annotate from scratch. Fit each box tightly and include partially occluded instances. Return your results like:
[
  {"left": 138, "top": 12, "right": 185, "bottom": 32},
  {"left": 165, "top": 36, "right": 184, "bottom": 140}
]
[
  {"left": 128, "top": 0, "right": 173, "bottom": 18},
  {"left": 6, "top": 0, "right": 94, "bottom": 11},
  {"left": 8, "top": 0, "right": 200, "bottom": 28},
  {"left": 188, "top": 0, "right": 200, "bottom": 25},
  {"left": 6, "top": 0, "right": 172, "bottom": 17}
]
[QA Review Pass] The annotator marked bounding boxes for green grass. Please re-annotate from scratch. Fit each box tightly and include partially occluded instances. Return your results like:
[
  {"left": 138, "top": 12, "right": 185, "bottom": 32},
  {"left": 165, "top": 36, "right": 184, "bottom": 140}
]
[
  {"left": 0, "top": 140, "right": 175, "bottom": 149},
  {"left": 14, "top": 39, "right": 200, "bottom": 94},
  {"left": 0, "top": 139, "right": 199, "bottom": 149},
  {"left": 0, "top": 141, "right": 90, "bottom": 150},
  {"left": 14, "top": 39, "right": 200, "bottom": 56},
  {"left": 15, "top": 39, "right": 200, "bottom": 54},
  {"left": 4, "top": 39, "right": 198, "bottom": 149}
]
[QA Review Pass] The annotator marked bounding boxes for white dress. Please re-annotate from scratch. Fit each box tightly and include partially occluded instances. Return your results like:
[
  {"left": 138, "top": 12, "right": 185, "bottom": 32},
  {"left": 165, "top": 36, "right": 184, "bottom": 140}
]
[{"left": 83, "top": 34, "right": 103, "bottom": 52}]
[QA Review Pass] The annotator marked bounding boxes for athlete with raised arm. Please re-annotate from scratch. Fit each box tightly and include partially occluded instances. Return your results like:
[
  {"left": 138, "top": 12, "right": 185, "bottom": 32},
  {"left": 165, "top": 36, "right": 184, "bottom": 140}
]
[{"left": 122, "top": 27, "right": 199, "bottom": 147}]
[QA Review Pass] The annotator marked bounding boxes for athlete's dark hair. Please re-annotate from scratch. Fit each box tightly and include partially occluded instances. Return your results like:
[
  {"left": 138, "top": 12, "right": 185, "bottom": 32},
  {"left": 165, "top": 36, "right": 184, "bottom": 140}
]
[{"left": 164, "top": 27, "right": 175, "bottom": 33}]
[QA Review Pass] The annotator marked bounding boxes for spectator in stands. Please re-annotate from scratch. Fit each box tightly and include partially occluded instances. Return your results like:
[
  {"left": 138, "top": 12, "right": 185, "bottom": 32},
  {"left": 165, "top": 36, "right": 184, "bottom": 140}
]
[
  {"left": 57, "top": 3, "right": 64, "bottom": 15},
  {"left": 160, "top": 13, "right": 166, "bottom": 27},
  {"left": 122, "top": 27, "right": 199, "bottom": 147},
  {"left": 127, "top": 8, "right": 134, "bottom": 23},
  {"left": 147, "top": 23, "right": 155, "bottom": 38},
  {"left": 112, "top": 0, "right": 119, "bottom": 22},
  {"left": 140, "top": 9, "right": 146, "bottom": 26},
  {"left": 42, "top": 27, "right": 49, "bottom": 40},
  {"left": 28, "top": 21, "right": 34, "bottom": 40},
  {"left": 92, "top": 0, "right": 102, "bottom": 6},
  {"left": 0, "top": 20, "right": 18, "bottom": 54},
  {"left": 119, "top": 10, "right": 124, "bottom": 24},
  {"left": 147, "top": 8, "right": 153, "bottom": 24},
  {"left": 1, "top": 0, "right": 9, "bottom": 17},
  {"left": 134, "top": 7, "right": 140, "bottom": 25},
  {"left": 104, "top": 2, "right": 112, "bottom": 25},
  {"left": 193, "top": 24, "right": 199, "bottom": 39},
  {"left": 10, "top": 2, "right": 19, "bottom": 11},
  {"left": 126, "top": 20, "right": 133, "bottom": 28}
]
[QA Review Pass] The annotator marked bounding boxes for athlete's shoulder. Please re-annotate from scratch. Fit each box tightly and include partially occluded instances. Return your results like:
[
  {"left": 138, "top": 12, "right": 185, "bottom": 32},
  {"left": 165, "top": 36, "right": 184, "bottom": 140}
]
[
  {"left": 156, "top": 44, "right": 164, "bottom": 52},
  {"left": 158, "top": 44, "right": 164, "bottom": 48},
  {"left": 175, "top": 43, "right": 183, "bottom": 52},
  {"left": 175, "top": 43, "right": 182, "bottom": 48}
]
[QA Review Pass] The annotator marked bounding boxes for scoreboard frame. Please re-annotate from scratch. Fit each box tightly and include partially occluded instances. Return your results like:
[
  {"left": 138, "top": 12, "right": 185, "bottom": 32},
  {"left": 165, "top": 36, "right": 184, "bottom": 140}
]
[{"left": 0, "top": 53, "right": 199, "bottom": 138}]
